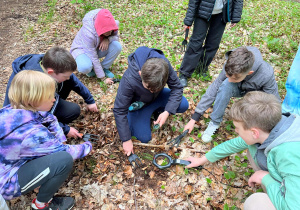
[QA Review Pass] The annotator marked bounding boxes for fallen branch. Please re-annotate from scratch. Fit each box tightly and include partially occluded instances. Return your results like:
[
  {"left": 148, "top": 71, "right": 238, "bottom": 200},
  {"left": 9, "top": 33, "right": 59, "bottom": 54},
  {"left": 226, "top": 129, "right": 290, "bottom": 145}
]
[{"left": 133, "top": 142, "right": 204, "bottom": 153}]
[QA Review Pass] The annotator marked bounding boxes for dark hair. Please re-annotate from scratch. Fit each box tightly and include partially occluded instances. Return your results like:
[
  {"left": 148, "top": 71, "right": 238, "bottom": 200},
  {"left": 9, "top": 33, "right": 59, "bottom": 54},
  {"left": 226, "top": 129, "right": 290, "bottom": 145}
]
[
  {"left": 141, "top": 58, "right": 169, "bottom": 92},
  {"left": 225, "top": 47, "right": 255, "bottom": 77},
  {"left": 42, "top": 46, "right": 77, "bottom": 74}
]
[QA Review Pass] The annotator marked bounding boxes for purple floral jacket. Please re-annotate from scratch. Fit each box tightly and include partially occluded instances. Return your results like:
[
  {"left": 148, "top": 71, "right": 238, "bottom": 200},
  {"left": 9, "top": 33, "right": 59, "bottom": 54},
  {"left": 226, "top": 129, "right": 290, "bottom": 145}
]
[{"left": 0, "top": 106, "right": 92, "bottom": 200}]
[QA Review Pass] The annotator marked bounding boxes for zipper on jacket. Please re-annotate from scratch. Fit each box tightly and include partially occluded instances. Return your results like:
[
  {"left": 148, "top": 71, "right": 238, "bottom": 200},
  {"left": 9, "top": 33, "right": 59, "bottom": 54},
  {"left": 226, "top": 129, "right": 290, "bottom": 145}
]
[
  {"left": 227, "top": 0, "right": 230, "bottom": 22},
  {"left": 208, "top": 0, "right": 217, "bottom": 21}
]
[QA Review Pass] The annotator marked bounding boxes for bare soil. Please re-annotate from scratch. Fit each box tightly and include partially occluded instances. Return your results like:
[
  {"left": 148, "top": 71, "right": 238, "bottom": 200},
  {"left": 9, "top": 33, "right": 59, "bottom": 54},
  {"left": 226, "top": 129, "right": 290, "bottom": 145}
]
[{"left": 0, "top": 0, "right": 47, "bottom": 106}]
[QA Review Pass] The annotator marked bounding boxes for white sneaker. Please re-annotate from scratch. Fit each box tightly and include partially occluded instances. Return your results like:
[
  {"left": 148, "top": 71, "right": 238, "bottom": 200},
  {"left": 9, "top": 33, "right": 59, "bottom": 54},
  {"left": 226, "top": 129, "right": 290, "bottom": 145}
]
[{"left": 202, "top": 121, "right": 220, "bottom": 143}]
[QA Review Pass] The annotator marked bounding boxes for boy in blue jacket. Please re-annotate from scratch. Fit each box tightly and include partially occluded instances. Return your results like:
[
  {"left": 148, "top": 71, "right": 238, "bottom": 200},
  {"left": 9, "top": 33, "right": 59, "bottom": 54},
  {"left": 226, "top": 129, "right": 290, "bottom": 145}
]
[
  {"left": 186, "top": 91, "right": 300, "bottom": 209},
  {"left": 113, "top": 47, "right": 189, "bottom": 156},
  {"left": 3, "top": 46, "right": 98, "bottom": 138}
]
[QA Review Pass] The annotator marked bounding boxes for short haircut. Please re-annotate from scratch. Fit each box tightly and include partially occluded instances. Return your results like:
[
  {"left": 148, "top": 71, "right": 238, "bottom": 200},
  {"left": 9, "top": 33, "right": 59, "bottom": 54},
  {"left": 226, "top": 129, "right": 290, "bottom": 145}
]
[
  {"left": 42, "top": 46, "right": 77, "bottom": 74},
  {"left": 140, "top": 58, "right": 169, "bottom": 92},
  {"left": 225, "top": 47, "right": 255, "bottom": 77},
  {"left": 229, "top": 91, "right": 281, "bottom": 133},
  {"left": 8, "top": 70, "right": 56, "bottom": 111}
]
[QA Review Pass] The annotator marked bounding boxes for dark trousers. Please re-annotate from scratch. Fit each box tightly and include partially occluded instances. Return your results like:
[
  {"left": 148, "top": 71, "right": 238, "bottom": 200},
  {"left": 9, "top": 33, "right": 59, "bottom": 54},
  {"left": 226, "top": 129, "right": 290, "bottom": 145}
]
[
  {"left": 54, "top": 98, "right": 80, "bottom": 124},
  {"left": 128, "top": 88, "right": 189, "bottom": 143},
  {"left": 180, "top": 13, "right": 227, "bottom": 77},
  {"left": 17, "top": 151, "right": 73, "bottom": 203}
]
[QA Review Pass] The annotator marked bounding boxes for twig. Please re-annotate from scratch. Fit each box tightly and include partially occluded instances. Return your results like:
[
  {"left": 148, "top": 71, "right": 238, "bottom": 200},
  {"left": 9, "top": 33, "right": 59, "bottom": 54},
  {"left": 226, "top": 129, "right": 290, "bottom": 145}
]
[
  {"left": 133, "top": 142, "right": 165, "bottom": 149},
  {"left": 133, "top": 142, "right": 204, "bottom": 153},
  {"left": 133, "top": 177, "right": 137, "bottom": 210}
]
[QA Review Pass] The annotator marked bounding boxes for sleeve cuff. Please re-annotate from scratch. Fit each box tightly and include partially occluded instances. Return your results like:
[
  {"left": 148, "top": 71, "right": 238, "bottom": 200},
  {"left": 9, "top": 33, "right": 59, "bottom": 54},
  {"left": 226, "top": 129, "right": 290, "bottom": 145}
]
[
  {"left": 262, "top": 174, "right": 277, "bottom": 188},
  {"left": 191, "top": 112, "right": 202, "bottom": 121},
  {"left": 205, "top": 151, "right": 219, "bottom": 163}
]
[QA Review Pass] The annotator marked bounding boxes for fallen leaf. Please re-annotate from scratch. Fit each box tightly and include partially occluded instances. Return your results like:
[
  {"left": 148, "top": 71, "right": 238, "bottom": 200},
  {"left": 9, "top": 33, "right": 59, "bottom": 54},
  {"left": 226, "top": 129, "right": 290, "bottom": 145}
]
[
  {"left": 149, "top": 171, "right": 155, "bottom": 179},
  {"left": 184, "top": 185, "right": 193, "bottom": 195},
  {"left": 123, "top": 165, "right": 132, "bottom": 176}
]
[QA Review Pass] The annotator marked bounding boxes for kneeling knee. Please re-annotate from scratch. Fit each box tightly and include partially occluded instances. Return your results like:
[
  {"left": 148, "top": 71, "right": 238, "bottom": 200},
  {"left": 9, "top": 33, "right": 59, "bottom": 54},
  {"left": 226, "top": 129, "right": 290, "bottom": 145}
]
[{"left": 110, "top": 41, "right": 122, "bottom": 53}]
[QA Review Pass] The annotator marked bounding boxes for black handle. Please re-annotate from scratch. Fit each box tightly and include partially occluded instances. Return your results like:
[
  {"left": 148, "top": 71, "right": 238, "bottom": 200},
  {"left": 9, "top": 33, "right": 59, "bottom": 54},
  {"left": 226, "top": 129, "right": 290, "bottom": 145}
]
[
  {"left": 184, "top": 28, "right": 189, "bottom": 40},
  {"left": 173, "top": 159, "right": 191, "bottom": 166},
  {"left": 153, "top": 153, "right": 172, "bottom": 169}
]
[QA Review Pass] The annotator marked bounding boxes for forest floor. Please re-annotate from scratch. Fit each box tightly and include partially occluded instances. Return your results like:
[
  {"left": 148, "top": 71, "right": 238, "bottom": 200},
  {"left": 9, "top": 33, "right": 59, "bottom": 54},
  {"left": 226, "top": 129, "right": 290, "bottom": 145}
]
[{"left": 0, "top": 0, "right": 299, "bottom": 209}]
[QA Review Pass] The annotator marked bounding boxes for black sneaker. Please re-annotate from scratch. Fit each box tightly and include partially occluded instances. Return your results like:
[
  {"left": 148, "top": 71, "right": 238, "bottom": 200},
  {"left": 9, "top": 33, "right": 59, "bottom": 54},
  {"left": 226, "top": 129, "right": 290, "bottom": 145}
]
[
  {"left": 31, "top": 197, "right": 75, "bottom": 210},
  {"left": 179, "top": 74, "right": 188, "bottom": 87}
]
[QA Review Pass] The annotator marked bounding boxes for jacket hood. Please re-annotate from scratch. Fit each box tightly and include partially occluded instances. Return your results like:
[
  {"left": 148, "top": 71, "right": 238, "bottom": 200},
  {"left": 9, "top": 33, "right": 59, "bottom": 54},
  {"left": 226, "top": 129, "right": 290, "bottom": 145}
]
[
  {"left": 225, "top": 46, "right": 264, "bottom": 73},
  {"left": 265, "top": 114, "right": 300, "bottom": 154},
  {"left": 255, "top": 113, "right": 299, "bottom": 170},
  {"left": 11, "top": 54, "right": 44, "bottom": 74},
  {"left": 0, "top": 106, "right": 48, "bottom": 139},
  {"left": 127, "top": 46, "right": 167, "bottom": 82},
  {"left": 94, "top": 9, "right": 118, "bottom": 36}
]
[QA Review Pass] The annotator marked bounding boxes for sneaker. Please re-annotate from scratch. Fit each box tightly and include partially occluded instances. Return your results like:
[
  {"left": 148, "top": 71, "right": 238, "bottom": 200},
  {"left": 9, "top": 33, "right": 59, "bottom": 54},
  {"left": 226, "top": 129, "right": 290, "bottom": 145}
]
[
  {"left": 103, "top": 68, "right": 115, "bottom": 78},
  {"left": 86, "top": 69, "right": 96, "bottom": 77},
  {"left": 202, "top": 121, "right": 220, "bottom": 143},
  {"left": 32, "top": 197, "right": 75, "bottom": 210},
  {"left": 179, "top": 74, "right": 188, "bottom": 87}
]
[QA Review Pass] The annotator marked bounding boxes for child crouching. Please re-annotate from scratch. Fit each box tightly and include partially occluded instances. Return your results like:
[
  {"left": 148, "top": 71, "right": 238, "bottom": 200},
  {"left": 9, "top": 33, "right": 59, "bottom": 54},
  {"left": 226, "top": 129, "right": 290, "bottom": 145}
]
[{"left": 0, "top": 70, "right": 92, "bottom": 210}]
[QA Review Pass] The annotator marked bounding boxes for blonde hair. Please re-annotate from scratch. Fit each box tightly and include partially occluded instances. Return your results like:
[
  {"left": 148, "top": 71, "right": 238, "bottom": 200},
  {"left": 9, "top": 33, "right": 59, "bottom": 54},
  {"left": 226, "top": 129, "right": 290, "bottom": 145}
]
[
  {"left": 229, "top": 91, "right": 281, "bottom": 132},
  {"left": 8, "top": 70, "right": 56, "bottom": 111}
]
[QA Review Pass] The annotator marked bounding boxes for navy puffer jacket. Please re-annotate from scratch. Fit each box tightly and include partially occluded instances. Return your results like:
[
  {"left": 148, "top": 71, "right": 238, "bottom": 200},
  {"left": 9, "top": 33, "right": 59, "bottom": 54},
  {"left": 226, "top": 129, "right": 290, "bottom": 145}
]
[{"left": 184, "top": 0, "right": 243, "bottom": 26}]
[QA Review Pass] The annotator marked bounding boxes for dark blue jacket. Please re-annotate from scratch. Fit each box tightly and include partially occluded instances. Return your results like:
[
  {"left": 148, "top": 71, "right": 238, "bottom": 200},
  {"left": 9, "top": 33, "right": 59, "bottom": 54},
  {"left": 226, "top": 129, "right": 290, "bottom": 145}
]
[
  {"left": 3, "top": 54, "right": 95, "bottom": 133},
  {"left": 113, "top": 47, "right": 183, "bottom": 142}
]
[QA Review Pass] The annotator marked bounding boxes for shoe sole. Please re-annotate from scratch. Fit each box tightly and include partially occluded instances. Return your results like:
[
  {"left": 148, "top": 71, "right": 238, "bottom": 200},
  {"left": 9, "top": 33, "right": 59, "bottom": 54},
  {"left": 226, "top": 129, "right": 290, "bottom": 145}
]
[{"left": 31, "top": 203, "right": 74, "bottom": 210}]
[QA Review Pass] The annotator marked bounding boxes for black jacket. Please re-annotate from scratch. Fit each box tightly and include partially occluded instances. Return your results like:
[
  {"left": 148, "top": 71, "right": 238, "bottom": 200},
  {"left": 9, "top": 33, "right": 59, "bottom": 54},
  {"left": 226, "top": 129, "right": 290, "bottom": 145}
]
[
  {"left": 3, "top": 54, "right": 95, "bottom": 133},
  {"left": 184, "top": 0, "right": 243, "bottom": 26},
  {"left": 113, "top": 47, "right": 183, "bottom": 142}
]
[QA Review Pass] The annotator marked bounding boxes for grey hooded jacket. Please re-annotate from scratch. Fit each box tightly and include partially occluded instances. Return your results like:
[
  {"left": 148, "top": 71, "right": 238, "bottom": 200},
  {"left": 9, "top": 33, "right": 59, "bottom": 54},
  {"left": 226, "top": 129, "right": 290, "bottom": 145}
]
[{"left": 192, "top": 46, "right": 280, "bottom": 121}]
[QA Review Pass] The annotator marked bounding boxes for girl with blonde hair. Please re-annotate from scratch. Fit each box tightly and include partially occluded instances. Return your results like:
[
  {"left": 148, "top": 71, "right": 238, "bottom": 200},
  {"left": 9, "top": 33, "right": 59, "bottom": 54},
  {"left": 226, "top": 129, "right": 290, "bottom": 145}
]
[{"left": 0, "top": 70, "right": 92, "bottom": 210}]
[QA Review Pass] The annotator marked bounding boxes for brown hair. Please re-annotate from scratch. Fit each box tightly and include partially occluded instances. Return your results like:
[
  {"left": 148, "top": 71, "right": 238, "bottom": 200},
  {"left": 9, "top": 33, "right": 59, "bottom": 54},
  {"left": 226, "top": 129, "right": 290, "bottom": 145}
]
[
  {"left": 225, "top": 47, "right": 255, "bottom": 77},
  {"left": 42, "top": 46, "right": 77, "bottom": 74},
  {"left": 9, "top": 70, "right": 56, "bottom": 111},
  {"left": 229, "top": 91, "right": 281, "bottom": 133},
  {"left": 140, "top": 58, "right": 169, "bottom": 92}
]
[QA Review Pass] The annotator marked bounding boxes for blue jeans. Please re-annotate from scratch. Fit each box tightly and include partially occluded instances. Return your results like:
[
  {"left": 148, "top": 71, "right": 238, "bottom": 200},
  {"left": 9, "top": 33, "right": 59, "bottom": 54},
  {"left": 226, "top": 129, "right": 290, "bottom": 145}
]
[
  {"left": 128, "top": 88, "right": 189, "bottom": 143},
  {"left": 76, "top": 41, "right": 122, "bottom": 74},
  {"left": 210, "top": 79, "right": 246, "bottom": 124}
]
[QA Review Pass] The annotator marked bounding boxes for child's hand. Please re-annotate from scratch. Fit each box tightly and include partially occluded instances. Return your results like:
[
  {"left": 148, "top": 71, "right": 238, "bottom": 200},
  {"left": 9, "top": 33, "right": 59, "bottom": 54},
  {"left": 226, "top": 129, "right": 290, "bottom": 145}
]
[
  {"left": 104, "top": 78, "right": 114, "bottom": 85},
  {"left": 154, "top": 111, "right": 169, "bottom": 127},
  {"left": 86, "top": 103, "right": 98, "bottom": 112},
  {"left": 184, "top": 119, "right": 196, "bottom": 133},
  {"left": 230, "top": 23, "right": 237, "bottom": 28},
  {"left": 123, "top": 140, "right": 134, "bottom": 156},
  {"left": 248, "top": 170, "right": 269, "bottom": 187},
  {"left": 67, "top": 127, "right": 82, "bottom": 139},
  {"left": 185, "top": 156, "right": 209, "bottom": 168},
  {"left": 99, "top": 38, "right": 109, "bottom": 51},
  {"left": 183, "top": 25, "right": 190, "bottom": 31}
]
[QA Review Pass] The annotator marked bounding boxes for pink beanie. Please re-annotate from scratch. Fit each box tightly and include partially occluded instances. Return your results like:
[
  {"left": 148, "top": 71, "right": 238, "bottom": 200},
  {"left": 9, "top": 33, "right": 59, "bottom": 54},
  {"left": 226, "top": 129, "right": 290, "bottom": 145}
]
[{"left": 94, "top": 9, "right": 118, "bottom": 36}]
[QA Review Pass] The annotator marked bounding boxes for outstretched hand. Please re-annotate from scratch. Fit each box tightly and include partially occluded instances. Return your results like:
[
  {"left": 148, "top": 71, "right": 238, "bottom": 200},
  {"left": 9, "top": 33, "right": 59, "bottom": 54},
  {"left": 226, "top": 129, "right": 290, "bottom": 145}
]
[
  {"left": 67, "top": 127, "right": 82, "bottom": 139},
  {"left": 104, "top": 78, "right": 114, "bottom": 85},
  {"left": 185, "top": 156, "right": 209, "bottom": 168},
  {"left": 154, "top": 111, "right": 170, "bottom": 127},
  {"left": 184, "top": 119, "right": 196, "bottom": 133},
  {"left": 123, "top": 140, "right": 134, "bottom": 156},
  {"left": 86, "top": 103, "right": 98, "bottom": 112}
]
